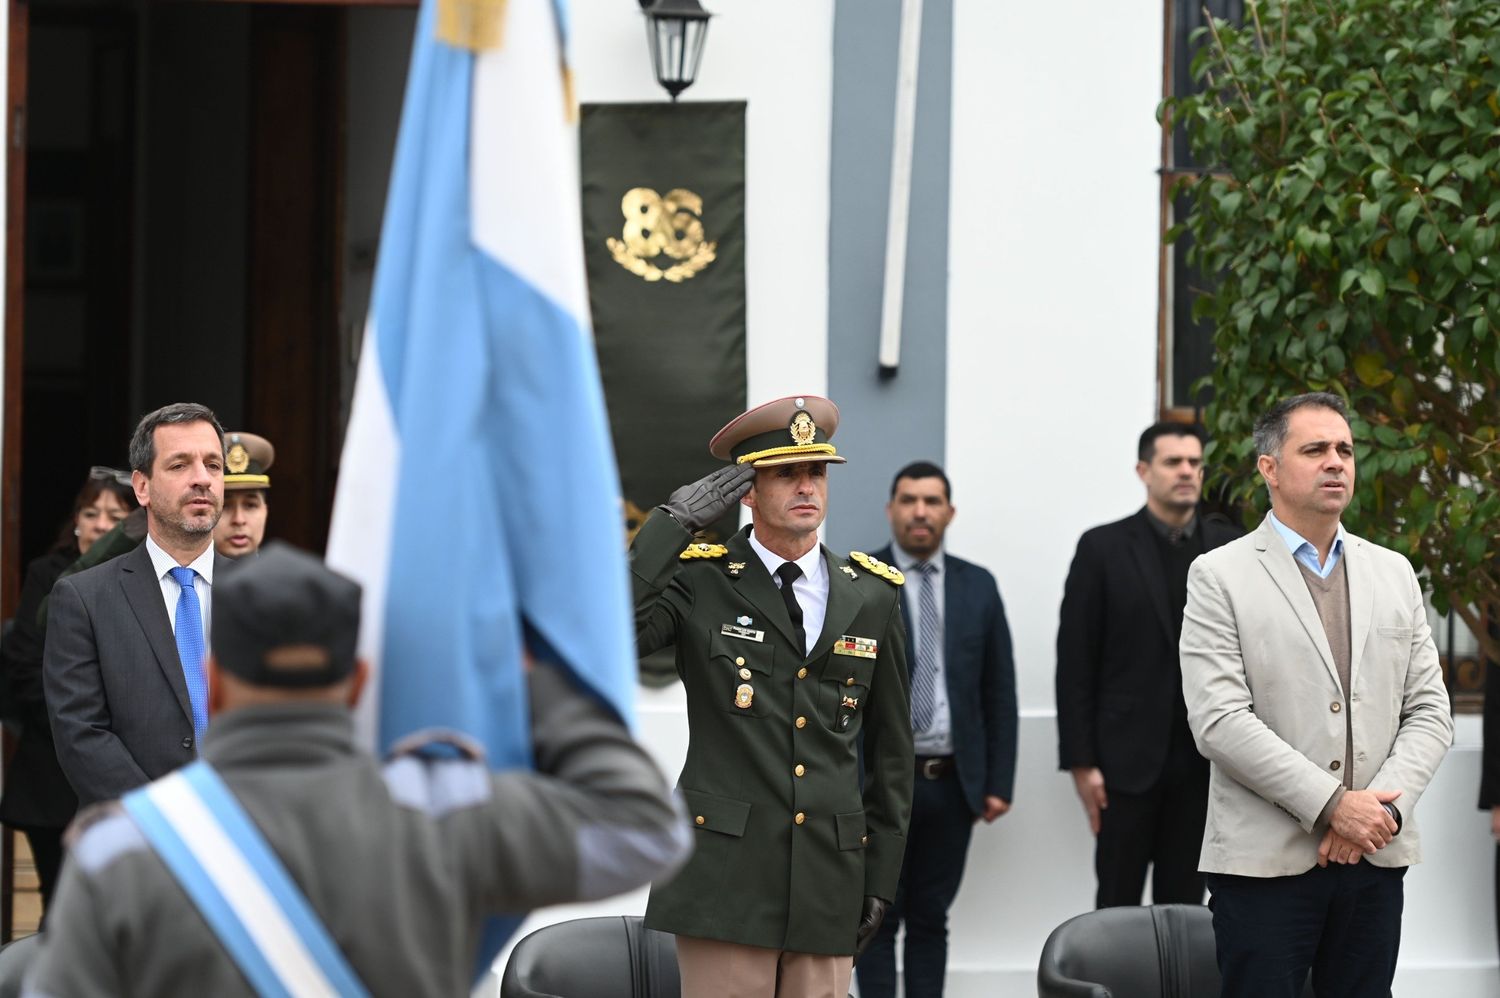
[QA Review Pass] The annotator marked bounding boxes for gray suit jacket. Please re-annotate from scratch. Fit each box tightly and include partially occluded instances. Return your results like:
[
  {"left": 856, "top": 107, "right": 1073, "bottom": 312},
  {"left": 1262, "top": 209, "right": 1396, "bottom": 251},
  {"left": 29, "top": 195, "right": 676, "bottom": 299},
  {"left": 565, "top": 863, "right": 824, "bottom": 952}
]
[
  {"left": 43, "top": 543, "right": 224, "bottom": 807},
  {"left": 1180, "top": 516, "right": 1452, "bottom": 877}
]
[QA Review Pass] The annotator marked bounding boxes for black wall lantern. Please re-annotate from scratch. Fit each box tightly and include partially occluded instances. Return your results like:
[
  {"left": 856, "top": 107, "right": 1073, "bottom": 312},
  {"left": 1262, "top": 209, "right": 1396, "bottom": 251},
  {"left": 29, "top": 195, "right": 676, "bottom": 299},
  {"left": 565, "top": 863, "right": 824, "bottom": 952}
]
[{"left": 639, "top": 0, "right": 712, "bottom": 102}]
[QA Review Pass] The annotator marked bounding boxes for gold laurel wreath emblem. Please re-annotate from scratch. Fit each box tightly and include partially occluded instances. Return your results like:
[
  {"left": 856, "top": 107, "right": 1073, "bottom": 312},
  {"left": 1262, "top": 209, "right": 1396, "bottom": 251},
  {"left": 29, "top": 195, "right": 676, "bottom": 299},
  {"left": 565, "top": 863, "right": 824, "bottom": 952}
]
[{"left": 607, "top": 187, "right": 718, "bottom": 284}]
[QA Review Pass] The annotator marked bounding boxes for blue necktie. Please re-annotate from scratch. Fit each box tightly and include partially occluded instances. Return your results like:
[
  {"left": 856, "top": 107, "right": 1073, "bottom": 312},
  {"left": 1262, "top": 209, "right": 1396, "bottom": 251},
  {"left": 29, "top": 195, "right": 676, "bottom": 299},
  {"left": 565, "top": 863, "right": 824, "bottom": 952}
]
[
  {"left": 911, "top": 562, "right": 940, "bottom": 731},
  {"left": 169, "top": 566, "right": 209, "bottom": 740}
]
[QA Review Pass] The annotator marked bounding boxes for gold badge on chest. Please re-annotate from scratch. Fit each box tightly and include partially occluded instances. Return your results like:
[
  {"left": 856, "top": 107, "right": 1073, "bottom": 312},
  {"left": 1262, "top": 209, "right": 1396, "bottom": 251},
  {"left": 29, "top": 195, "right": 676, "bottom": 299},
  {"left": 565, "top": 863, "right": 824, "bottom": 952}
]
[{"left": 734, "top": 683, "right": 755, "bottom": 709}]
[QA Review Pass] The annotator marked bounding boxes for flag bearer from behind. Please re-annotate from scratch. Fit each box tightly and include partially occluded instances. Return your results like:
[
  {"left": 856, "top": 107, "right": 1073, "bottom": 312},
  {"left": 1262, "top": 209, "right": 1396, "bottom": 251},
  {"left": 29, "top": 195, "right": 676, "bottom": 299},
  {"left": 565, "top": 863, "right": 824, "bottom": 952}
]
[
  {"left": 26, "top": 543, "right": 687, "bottom": 997},
  {"left": 633, "top": 394, "right": 914, "bottom": 998}
]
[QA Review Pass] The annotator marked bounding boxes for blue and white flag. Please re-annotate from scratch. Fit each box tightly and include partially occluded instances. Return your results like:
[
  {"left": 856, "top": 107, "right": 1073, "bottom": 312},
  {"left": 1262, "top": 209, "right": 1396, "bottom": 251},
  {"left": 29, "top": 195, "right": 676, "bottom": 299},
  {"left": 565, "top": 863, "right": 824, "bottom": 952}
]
[{"left": 326, "top": 0, "right": 634, "bottom": 823}]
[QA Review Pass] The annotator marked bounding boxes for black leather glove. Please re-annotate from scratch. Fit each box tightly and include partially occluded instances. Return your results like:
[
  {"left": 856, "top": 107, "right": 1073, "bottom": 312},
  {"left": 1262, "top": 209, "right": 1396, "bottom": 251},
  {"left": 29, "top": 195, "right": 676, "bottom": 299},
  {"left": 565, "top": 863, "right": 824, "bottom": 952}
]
[
  {"left": 658, "top": 463, "right": 755, "bottom": 533},
  {"left": 854, "top": 895, "right": 890, "bottom": 960}
]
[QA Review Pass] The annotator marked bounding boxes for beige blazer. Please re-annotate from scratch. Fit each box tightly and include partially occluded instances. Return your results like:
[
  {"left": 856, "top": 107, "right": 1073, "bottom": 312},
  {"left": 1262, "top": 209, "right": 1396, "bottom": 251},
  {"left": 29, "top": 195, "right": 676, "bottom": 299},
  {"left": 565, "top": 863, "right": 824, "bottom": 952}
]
[{"left": 1180, "top": 516, "right": 1452, "bottom": 877}]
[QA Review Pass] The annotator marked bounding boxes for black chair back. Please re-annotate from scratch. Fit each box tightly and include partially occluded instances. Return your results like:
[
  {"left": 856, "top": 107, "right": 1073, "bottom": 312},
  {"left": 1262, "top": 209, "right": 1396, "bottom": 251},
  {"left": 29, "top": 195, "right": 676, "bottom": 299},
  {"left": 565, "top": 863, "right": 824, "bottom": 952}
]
[
  {"left": 500, "top": 915, "right": 679, "bottom": 998},
  {"left": 1037, "top": 904, "right": 1220, "bottom": 998}
]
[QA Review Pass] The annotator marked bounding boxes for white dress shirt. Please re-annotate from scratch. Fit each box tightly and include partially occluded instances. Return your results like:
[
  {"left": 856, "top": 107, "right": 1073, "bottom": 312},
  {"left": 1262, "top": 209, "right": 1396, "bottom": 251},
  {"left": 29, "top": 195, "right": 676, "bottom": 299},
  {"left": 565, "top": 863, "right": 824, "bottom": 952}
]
[
  {"left": 892, "top": 544, "right": 953, "bottom": 755},
  {"left": 144, "top": 535, "right": 215, "bottom": 639},
  {"left": 748, "top": 530, "right": 828, "bottom": 658}
]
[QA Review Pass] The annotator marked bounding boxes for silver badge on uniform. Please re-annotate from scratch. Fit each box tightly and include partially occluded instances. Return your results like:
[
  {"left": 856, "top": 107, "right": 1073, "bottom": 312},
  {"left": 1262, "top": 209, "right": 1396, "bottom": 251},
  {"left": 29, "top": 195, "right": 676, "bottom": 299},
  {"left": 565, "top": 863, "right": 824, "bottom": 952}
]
[{"left": 721, "top": 623, "right": 765, "bottom": 642}]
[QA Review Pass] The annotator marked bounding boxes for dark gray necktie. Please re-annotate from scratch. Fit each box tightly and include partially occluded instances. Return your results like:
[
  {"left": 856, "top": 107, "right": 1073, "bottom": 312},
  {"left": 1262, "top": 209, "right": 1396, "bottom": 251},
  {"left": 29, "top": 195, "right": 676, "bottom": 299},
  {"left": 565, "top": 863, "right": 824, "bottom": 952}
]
[{"left": 911, "top": 562, "right": 940, "bottom": 730}]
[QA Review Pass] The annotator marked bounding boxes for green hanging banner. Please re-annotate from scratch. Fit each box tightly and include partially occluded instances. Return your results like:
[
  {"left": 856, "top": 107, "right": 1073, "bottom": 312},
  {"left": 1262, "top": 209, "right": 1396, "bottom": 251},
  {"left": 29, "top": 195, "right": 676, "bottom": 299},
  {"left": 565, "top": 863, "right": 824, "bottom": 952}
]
[{"left": 581, "top": 101, "right": 748, "bottom": 685}]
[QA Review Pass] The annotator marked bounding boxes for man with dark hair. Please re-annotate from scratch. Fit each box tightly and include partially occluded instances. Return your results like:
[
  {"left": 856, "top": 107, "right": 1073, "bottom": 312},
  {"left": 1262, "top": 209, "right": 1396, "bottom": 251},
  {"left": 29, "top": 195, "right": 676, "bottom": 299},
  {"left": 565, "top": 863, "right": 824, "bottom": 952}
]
[
  {"left": 45, "top": 403, "right": 230, "bottom": 806},
  {"left": 856, "top": 461, "right": 1017, "bottom": 998},
  {"left": 1181, "top": 392, "right": 1451, "bottom": 996},
  {"left": 633, "top": 395, "right": 912, "bottom": 998},
  {"left": 27, "top": 543, "right": 685, "bottom": 995},
  {"left": 1056, "top": 420, "right": 1240, "bottom": 907}
]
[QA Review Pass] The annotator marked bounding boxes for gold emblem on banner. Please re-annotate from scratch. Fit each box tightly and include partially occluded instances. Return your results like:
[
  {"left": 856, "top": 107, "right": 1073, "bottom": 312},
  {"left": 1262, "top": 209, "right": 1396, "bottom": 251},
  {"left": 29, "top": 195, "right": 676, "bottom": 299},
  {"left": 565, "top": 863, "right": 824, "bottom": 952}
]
[{"left": 607, "top": 187, "right": 718, "bottom": 283}]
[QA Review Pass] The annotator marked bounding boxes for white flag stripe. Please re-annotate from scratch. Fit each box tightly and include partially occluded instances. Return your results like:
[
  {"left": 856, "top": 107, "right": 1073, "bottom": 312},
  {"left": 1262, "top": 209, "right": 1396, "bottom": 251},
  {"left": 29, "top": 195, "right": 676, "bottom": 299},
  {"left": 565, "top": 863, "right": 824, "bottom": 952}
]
[
  {"left": 324, "top": 320, "right": 400, "bottom": 750},
  {"left": 470, "top": 0, "right": 589, "bottom": 326},
  {"left": 147, "top": 774, "right": 340, "bottom": 997}
]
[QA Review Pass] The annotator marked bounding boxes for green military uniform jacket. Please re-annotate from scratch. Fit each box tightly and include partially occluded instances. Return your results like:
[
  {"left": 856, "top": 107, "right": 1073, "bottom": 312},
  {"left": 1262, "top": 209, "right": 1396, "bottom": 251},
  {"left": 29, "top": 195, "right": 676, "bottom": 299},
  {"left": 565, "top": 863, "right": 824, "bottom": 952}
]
[{"left": 634, "top": 512, "right": 913, "bottom": 955}]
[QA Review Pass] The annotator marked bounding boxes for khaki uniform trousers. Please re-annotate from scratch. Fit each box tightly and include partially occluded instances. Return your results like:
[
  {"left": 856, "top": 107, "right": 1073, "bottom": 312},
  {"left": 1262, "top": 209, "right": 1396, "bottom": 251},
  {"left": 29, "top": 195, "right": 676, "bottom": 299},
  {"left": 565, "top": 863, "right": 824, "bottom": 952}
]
[{"left": 676, "top": 936, "right": 853, "bottom": 998}]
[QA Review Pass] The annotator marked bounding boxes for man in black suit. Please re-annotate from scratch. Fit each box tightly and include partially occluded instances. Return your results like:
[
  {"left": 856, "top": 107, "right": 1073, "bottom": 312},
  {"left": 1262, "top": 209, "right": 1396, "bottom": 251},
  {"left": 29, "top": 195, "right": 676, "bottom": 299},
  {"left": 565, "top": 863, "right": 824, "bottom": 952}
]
[
  {"left": 856, "top": 461, "right": 1018, "bottom": 998},
  {"left": 1055, "top": 421, "right": 1239, "bottom": 908},
  {"left": 45, "top": 402, "right": 228, "bottom": 807}
]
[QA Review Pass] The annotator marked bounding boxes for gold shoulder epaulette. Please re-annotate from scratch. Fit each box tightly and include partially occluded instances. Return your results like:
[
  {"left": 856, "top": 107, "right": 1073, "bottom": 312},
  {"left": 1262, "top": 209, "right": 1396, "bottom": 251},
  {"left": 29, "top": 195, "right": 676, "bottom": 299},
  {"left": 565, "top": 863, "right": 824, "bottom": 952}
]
[
  {"left": 680, "top": 542, "right": 729, "bottom": 560},
  {"left": 849, "top": 551, "right": 905, "bottom": 586}
]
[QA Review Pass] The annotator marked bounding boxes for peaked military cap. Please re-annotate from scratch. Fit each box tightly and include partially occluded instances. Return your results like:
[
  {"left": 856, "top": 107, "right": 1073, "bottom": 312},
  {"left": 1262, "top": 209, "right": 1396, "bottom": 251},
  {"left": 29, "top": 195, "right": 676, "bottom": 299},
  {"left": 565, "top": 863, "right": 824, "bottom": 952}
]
[
  {"left": 212, "top": 541, "right": 361, "bottom": 688},
  {"left": 708, "top": 395, "right": 846, "bottom": 468},
  {"left": 224, "top": 431, "right": 275, "bottom": 491}
]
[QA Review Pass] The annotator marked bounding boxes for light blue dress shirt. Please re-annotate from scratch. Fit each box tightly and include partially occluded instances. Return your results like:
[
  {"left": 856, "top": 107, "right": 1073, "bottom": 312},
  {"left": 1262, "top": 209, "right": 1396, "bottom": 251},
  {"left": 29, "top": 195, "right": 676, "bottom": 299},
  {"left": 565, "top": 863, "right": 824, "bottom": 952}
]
[{"left": 1267, "top": 510, "right": 1346, "bottom": 579}]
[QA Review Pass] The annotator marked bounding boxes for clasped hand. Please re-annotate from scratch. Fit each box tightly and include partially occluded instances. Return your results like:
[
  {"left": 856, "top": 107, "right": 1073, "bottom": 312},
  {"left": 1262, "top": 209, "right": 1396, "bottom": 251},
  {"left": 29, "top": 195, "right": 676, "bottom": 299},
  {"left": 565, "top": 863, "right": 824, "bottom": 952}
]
[{"left": 1318, "top": 788, "right": 1401, "bottom": 868}]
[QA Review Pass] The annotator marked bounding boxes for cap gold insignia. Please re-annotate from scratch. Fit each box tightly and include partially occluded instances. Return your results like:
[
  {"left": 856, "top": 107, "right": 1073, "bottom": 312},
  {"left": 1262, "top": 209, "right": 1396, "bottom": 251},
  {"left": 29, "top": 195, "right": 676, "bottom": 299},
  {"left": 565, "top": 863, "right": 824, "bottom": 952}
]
[
  {"left": 735, "top": 683, "right": 755, "bottom": 709},
  {"left": 227, "top": 443, "right": 250, "bottom": 475},
  {"left": 789, "top": 410, "right": 817, "bottom": 446}
]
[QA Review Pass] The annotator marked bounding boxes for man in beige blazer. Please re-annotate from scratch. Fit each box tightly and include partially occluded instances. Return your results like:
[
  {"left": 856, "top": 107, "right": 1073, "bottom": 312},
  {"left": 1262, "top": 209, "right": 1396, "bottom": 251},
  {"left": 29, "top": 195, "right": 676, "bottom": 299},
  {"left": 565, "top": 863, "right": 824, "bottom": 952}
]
[{"left": 1180, "top": 392, "right": 1452, "bottom": 998}]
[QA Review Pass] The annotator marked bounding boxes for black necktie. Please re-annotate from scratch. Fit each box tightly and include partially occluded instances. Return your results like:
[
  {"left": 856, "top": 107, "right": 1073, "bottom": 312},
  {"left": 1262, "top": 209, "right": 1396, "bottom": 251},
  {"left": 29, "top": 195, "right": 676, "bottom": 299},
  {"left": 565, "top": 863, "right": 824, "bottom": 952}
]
[{"left": 775, "top": 562, "right": 807, "bottom": 657}]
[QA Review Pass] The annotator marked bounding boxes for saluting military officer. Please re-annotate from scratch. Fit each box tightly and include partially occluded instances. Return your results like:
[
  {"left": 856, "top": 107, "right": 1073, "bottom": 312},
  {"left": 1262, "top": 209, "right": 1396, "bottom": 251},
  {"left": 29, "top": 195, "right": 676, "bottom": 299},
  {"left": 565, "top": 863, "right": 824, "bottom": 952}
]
[{"left": 634, "top": 394, "right": 914, "bottom": 998}]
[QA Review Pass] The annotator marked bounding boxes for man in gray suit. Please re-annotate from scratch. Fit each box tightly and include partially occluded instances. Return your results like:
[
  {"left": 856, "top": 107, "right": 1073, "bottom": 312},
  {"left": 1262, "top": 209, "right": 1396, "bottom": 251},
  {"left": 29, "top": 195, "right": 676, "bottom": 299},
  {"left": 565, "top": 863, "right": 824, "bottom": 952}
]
[
  {"left": 1180, "top": 392, "right": 1452, "bottom": 998},
  {"left": 45, "top": 402, "right": 229, "bottom": 807}
]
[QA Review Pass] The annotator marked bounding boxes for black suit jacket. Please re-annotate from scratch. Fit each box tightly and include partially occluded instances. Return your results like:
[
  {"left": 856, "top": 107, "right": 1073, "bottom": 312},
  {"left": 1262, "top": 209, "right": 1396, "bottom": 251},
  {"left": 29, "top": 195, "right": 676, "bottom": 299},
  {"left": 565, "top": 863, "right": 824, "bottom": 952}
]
[
  {"left": 1481, "top": 660, "right": 1500, "bottom": 810},
  {"left": 1055, "top": 507, "right": 1240, "bottom": 794},
  {"left": 0, "top": 549, "right": 79, "bottom": 828},
  {"left": 43, "top": 543, "right": 224, "bottom": 807},
  {"left": 873, "top": 545, "right": 1018, "bottom": 813}
]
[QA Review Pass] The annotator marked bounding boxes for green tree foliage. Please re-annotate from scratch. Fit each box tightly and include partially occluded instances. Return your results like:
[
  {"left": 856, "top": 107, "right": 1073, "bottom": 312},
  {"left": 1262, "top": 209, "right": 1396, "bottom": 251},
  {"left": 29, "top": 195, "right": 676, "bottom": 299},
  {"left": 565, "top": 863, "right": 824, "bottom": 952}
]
[{"left": 1166, "top": 0, "right": 1500, "bottom": 659}]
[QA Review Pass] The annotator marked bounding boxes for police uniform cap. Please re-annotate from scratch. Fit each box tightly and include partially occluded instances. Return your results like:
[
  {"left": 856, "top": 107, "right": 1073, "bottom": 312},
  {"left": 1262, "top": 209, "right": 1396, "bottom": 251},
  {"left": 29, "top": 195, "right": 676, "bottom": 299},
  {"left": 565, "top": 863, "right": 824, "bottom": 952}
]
[
  {"left": 708, "top": 395, "right": 846, "bottom": 468},
  {"left": 224, "top": 431, "right": 274, "bottom": 491},
  {"left": 212, "top": 541, "right": 361, "bottom": 688}
]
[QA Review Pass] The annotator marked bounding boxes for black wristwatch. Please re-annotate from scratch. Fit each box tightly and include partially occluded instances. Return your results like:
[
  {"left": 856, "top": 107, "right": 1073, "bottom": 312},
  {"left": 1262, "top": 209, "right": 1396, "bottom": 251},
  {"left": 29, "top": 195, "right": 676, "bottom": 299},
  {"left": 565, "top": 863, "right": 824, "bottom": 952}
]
[{"left": 1381, "top": 802, "right": 1403, "bottom": 835}]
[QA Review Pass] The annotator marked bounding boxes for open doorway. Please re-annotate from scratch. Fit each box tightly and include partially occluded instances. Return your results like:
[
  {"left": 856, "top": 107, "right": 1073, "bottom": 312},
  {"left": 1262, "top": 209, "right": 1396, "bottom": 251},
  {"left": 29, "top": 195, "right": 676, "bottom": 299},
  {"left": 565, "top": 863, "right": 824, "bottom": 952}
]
[{"left": 11, "top": 0, "right": 413, "bottom": 577}]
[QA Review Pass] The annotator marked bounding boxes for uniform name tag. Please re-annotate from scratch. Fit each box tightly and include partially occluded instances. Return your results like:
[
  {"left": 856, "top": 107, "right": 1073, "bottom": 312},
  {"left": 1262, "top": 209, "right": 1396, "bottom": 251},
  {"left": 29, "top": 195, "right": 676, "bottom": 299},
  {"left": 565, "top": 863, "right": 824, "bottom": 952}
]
[
  {"left": 721, "top": 624, "right": 765, "bottom": 642},
  {"left": 834, "top": 635, "right": 878, "bottom": 659}
]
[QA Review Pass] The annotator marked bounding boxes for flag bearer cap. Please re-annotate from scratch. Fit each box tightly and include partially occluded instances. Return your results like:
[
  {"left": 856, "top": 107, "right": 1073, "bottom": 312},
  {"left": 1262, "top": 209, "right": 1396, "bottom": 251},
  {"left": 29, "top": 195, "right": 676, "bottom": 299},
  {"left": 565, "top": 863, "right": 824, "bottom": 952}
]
[
  {"left": 223, "top": 432, "right": 275, "bottom": 491},
  {"left": 212, "top": 542, "right": 361, "bottom": 688},
  {"left": 709, "top": 395, "right": 847, "bottom": 468}
]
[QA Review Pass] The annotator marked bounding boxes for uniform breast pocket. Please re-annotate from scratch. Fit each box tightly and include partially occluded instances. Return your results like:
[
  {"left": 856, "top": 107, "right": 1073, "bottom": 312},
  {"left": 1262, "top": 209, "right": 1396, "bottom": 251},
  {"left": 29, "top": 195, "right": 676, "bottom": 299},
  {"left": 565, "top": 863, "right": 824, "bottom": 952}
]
[
  {"left": 820, "top": 656, "right": 875, "bottom": 732},
  {"left": 708, "top": 631, "right": 775, "bottom": 717}
]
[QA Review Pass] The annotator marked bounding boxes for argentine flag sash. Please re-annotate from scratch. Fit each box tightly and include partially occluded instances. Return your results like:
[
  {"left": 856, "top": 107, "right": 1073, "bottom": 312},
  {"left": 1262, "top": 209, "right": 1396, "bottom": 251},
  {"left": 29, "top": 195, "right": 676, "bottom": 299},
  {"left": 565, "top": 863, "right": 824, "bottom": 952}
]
[{"left": 121, "top": 762, "right": 371, "bottom": 998}]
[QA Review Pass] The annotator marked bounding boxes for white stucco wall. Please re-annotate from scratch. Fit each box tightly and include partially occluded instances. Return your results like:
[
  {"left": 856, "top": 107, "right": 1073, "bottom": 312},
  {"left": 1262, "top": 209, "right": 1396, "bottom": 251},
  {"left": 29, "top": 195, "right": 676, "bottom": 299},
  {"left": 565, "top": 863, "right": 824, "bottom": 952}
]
[
  {"left": 571, "top": 0, "right": 832, "bottom": 404},
  {"left": 480, "top": 1, "right": 1498, "bottom": 995}
]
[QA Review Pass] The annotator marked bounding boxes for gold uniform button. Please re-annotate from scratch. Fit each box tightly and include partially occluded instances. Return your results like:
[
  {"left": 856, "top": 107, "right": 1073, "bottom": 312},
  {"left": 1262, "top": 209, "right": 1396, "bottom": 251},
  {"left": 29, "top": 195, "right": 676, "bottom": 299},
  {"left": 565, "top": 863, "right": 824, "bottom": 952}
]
[
  {"left": 860, "top": 834, "right": 868, "bottom": 845},
  {"left": 796, "top": 716, "right": 807, "bottom": 729},
  {"left": 735, "top": 657, "right": 746, "bottom": 666},
  {"left": 794, "top": 764, "right": 806, "bottom": 777},
  {"left": 797, "top": 667, "right": 808, "bottom": 680},
  {"left": 740, "top": 668, "right": 752, "bottom": 680},
  {"left": 695, "top": 815, "right": 705, "bottom": 826},
  {"left": 1330, "top": 760, "right": 1341, "bottom": 771},
  {"left": 1330, "top": 701, "right": 1341, "bottom": 713},
  {"left": 845, "top": 677, "right": 855, "bottom": 687},
  {"left": 794, "top": 812, "right": 806, "bottom": 825}
]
